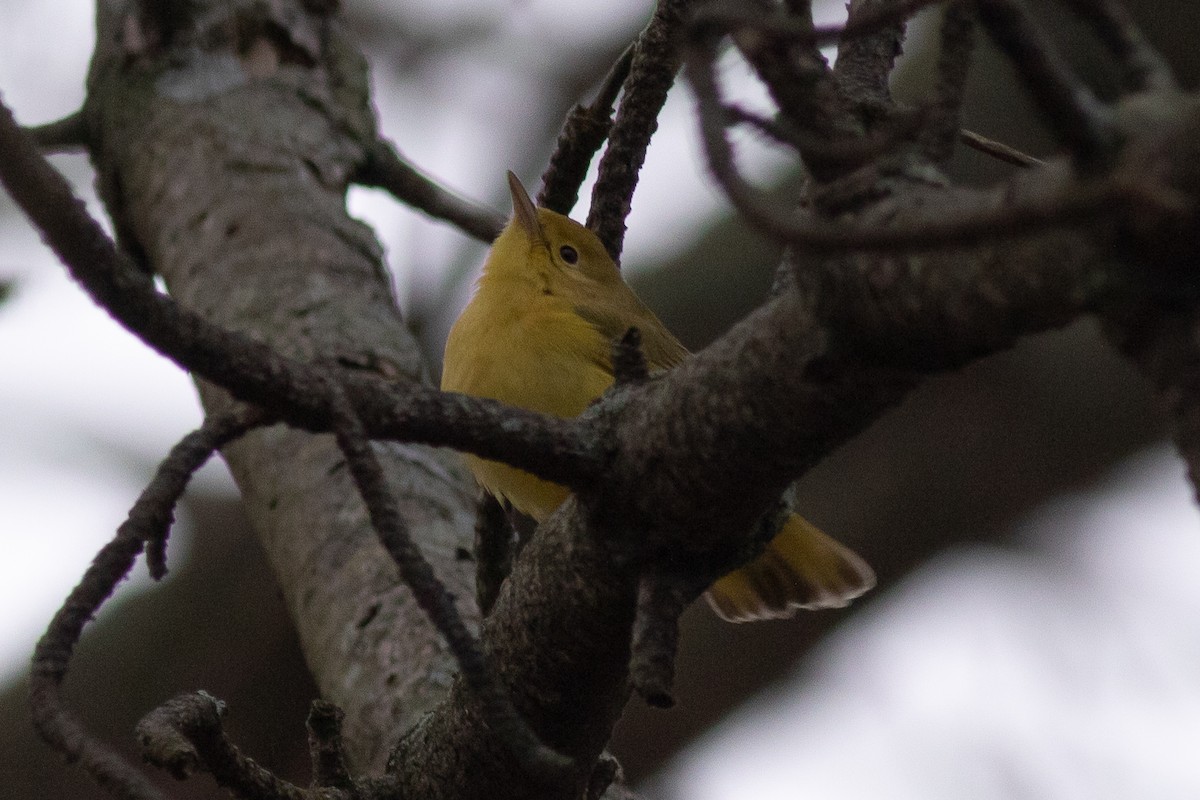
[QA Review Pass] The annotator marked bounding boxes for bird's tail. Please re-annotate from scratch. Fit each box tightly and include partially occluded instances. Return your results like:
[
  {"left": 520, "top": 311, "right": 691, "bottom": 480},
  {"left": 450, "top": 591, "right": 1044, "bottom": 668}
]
[{"left": 705, "top": 514, "right": 875, "bottom": 623}]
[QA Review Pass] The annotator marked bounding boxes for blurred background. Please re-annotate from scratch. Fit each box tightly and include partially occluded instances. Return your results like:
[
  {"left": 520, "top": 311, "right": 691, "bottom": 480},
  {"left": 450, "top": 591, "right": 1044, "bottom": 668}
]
[{"left": 2, "top": 1, "right": 1199, "bottom": 798}]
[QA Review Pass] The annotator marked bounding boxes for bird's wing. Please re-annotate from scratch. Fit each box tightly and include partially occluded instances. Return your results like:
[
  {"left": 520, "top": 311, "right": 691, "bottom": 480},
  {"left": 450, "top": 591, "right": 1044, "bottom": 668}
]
[{"left": 573, "top": 297, "right": 689, "bottom": 375}]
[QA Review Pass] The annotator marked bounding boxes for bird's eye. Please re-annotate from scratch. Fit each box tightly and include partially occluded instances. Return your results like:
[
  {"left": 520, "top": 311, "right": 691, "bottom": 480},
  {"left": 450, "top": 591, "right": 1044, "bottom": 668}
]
[{"left": 559, "top": 245, "right": 579, "bottom": 265}]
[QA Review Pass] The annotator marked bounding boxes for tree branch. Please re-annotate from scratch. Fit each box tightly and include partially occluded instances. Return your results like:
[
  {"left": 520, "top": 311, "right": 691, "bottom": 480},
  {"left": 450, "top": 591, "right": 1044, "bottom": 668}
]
[
  {"left": 976, "top": 0, "right": 1116, "bottom": 167},
  {"left": 30, "top": 410, "right": 263, "bottom": 800},
  {"left": 918, "top": 3, "right": 978, "bottom": 163},
  {"left": 355, "top": 139, "right": 505, "bottom": 243},
  {"left": 587, "top": 0, "right": 697, "bottom": 261},
  {"left": 538, "top": 44, "right": 635, "bottom": 215},
  {"left": 23, "top": 110, "right": 90, "bottom": 153}
]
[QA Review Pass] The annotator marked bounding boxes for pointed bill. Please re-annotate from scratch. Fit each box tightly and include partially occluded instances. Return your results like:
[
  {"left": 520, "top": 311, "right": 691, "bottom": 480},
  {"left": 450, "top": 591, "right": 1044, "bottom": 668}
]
[{"left": 506, "top": 171, "right": 543, "bottom": 241}]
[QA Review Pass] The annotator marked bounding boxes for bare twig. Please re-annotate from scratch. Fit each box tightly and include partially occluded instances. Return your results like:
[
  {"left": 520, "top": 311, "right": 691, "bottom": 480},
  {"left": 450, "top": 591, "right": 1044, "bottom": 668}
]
[
  {"left": 835, "top": 0, "right": 909, "bottom": 106},
  {"left": 686, "top": 39, "right": 1178, "bottom": 253},
  {"left": 474, "top": 492, "right": 514, "bottom": 617},
  {"left": 539, "top": 44, "right": 636, "bottom": 215},
  {"left": 724, "top": 3, "right": 850, "bottom": 167},
  {"left": 976, "top": 0, "right": 1116, "bottom": 168},
  {"left": 355, "top": 139, "right": 505, "bottom": 242},
  {"left": 1059, "top": 0, "right": 1176, "bottom": 93},
  {"left": 959, "top": 128, "right": 1045, "bottom": 167},
  {"left": 323, "top": 383, "right": 573, "bottom": 780},
  {"left": 920, "top": 3, "right": 978, "bottom": 163},
  {"left": 726, "top": 103, "right": 926, "bottom": 169},
  {"left": 23, "top": 111, "right": 89, "bottom": 153},
  {"left": 628, "top": 574, "right": 689, "bottom": 709},
  {"left": 137, "top": 691, "right": 334, "bottom": 800},
  {"left": 306, "top": 701, "right": 355, "bottom": 792},
  {"left": 30, "top": 410, "right": 263, "bottom": 800},
  {"left": 587, "top": 0, "right": 697, "bottom": 262}
]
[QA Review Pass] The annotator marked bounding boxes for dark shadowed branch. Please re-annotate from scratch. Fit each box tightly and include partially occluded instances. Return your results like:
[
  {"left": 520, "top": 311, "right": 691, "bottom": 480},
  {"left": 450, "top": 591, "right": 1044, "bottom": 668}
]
[
  {"left": 306, "top": 701, "right": 355, "bottom": 792},
  {"left": 324, "top": 382, "right": 573, "bottom": 780},
  {"left": 29, "top": 409, "right": 264, "bottom": 800},
  {"left": 1060, "top": 0, "right": 1176, "bottom": 92},
  {"left": 474, "top": 493, "right": 515, "bottom": 617},
  {"left": 137, "top": 692, "right": 327, "bottom": 800},
  {"left": 976, "top": 0, "right": 1116, "bottom": 167},
  {"left": 23, "top": 111, "right": 90, "bottom": 153},
  {"left": 355, "top": 139, "right": 506, "bottom": 243}
]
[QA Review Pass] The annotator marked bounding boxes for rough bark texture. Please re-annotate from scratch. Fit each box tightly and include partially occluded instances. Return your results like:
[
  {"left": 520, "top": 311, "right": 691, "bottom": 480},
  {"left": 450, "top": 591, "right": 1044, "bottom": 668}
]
[{"left": 85, "top": 1, "right": 477, "bottom": 772}]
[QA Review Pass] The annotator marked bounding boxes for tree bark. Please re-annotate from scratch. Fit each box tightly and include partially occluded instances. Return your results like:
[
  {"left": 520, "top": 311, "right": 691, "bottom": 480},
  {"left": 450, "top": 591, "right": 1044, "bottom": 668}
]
[{"left": 85, "top": 1, "right": 476, "bottom": 772}]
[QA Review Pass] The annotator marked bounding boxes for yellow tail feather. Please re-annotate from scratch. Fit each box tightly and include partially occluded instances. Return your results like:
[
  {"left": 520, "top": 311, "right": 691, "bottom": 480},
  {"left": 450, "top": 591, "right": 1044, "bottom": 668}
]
[{"left": 705, "top": 515, "right": 875, "bottom": 623}]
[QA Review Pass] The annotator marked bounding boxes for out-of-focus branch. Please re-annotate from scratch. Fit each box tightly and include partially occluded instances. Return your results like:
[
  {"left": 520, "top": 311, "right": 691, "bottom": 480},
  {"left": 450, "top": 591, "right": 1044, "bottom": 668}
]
[
  {"left": 976, "top": 0, "right": 1116, "bottom": 167},
  {"left": 834, "top": 0, "right": 908, "bottom": 106},
  {"left": 356, "top": 140, "right": 505, "bottom": 243},
  {"left": 919, "top": 4, "right": 978, "bottom": 163},
  {"left": 959, "top": 129, "right": 1045, "bottom": 167},
  {"left": 23, "top": 111, "right": 89, "bottom": 153},
  {"left": 1060, "top": 0, "right": 1176, "bottom": 92},
  {"left": 685, "top": 40, "right": 1183, "bottom": 253}
]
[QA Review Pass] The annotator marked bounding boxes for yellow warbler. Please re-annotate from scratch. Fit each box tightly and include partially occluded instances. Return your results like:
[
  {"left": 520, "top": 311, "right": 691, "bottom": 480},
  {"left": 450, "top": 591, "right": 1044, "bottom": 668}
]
[{"left": 441, "top": 173, "right": 875, "bottom": 622}]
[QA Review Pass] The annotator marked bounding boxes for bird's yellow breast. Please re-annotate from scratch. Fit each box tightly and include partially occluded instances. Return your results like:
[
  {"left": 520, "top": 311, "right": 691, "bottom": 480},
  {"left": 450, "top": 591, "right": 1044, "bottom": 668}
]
[{"left": 441, "top": 283, "right": 613, "bottom": 519}]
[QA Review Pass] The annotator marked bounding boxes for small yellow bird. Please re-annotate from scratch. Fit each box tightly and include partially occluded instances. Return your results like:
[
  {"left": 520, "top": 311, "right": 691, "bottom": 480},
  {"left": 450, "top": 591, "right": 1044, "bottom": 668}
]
[{"left": 441, "top": 172, "right": 875, "bottom": 622}]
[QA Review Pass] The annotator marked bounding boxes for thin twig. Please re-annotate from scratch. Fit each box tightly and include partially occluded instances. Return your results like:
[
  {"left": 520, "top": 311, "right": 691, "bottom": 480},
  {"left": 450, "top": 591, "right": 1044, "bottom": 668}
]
[
  {"left": 587, "top": 0, "right": 697, "bottom": 262},
  {"left": 726, "top": 103, "right": 926, "bottom": 169},
  {"left": 324, "top": 383, "right": 573, "bottom": 780},
  {"left": 307, "top": 701, "right": 355, "bottom": 792},
  {"left": 920, "top": 3, "right": 978, "bottom": 163},
  {"left": 685, "top": 40, "right": 1183, "bottom": 253},
  {"left": 137, "top": 691, "right": 336, "bottom": 800},
  {"left": 725, "top": 3, "right": 850, "bottom": 168},
  {"left": 23, "top": 111, "right": 89, "bottom": 153},
  {"left": 1059, "top": 0, "right": 1176, "bottom": 93},
  {"left": 628, "top": 574, "right": 689, "bottom": 709},
  {"left": 30, "top": 410, "right": 263, "bottom": 800},
  {"left": 539, "top": 43, "right": 636, "bottom": 215},
  {"left": 959, "top": 128, "right": 1045, "bottom": 168},
  {"left": 474, "top": 492, "right": 513, "bottom": 617},
  {"left": 355, "top": 139, "right": 505, "bottom": 242},
  {"left": 976, "top": 0, "right": 1116, "bottom": 168}
]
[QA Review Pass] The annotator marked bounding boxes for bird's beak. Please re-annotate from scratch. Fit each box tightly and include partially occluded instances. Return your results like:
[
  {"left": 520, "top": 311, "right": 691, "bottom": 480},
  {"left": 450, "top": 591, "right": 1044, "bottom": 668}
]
[{"left": 507, "top": 171, "right": 544, "bottom": 242}]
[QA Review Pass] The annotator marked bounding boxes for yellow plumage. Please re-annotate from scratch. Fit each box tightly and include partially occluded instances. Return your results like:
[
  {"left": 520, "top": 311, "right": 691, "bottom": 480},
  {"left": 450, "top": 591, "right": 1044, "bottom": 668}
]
[{"left": 441, "top": 172, "right": 875, "bottom": 622}]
